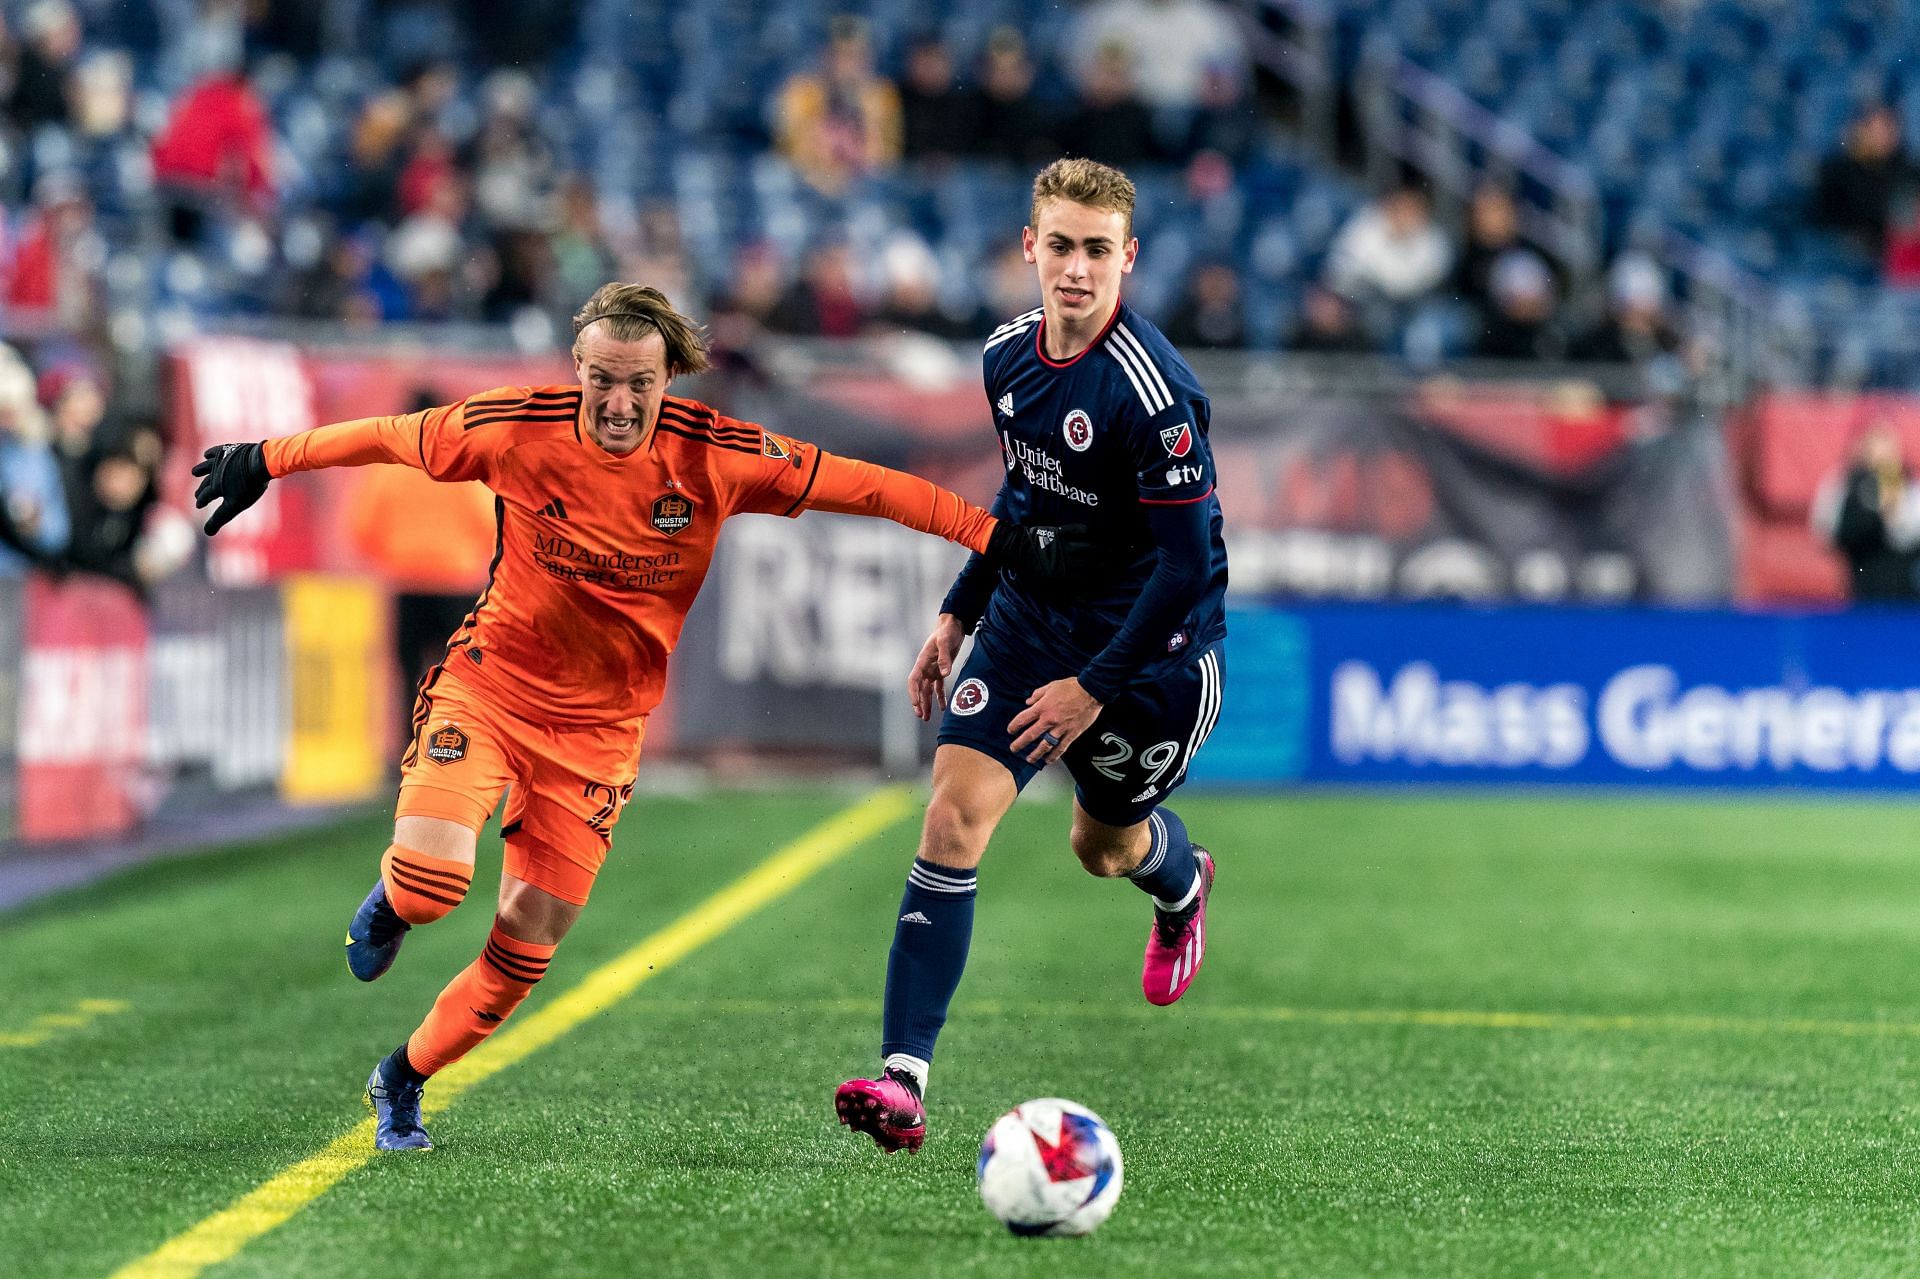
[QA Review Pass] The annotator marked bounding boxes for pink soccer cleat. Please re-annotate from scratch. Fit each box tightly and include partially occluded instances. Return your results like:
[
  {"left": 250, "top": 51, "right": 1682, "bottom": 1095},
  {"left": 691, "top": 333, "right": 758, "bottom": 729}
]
[
  {"left": 835, "top": 1068, "right": 927, "bottom": 1154},
  {"left": 1142, "top": 847, "right": 1214, "bottom": 1006}
]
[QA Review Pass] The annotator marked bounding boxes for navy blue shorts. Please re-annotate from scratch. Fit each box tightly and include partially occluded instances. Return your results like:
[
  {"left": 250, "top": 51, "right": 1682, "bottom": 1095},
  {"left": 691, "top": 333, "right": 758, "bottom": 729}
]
[{"left": 936, "top": 626, "right": 1226, "bottom": 828}]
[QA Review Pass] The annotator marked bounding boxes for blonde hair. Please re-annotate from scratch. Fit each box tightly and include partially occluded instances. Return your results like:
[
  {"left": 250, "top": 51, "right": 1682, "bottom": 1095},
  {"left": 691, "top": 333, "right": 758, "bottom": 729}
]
[
  {"left": 571, "top": 283, "right": 711, "bottom": 377},
  {"left": 1030, "top": 157, "right": 1137, "bottom": 239}
]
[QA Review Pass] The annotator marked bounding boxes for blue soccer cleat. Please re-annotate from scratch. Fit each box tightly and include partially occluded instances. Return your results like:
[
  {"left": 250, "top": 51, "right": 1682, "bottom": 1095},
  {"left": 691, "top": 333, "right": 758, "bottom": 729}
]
[
  {"left": 344, "top": 879, "right": 410, "bottom": 982},
  {"left": 365, "top": 1055, "right": 433, "bottom": 1151}
]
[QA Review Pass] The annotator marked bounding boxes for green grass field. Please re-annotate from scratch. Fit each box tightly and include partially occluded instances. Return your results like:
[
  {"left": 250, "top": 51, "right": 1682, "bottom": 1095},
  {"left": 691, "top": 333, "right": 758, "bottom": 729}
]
[{"left": 7, "top": 787, "right": 1920, "bottom": 1277}]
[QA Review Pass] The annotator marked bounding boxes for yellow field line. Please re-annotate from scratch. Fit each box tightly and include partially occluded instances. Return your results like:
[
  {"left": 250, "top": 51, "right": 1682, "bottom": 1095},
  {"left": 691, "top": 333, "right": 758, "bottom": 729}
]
[
  {"left": 618, "top": 996, "right": 1920, "bottom": 1041},
  {"left": 109, "top": 786, "right": 916, "bottom": 1279},
  {"left": 0, "top": 996, "right": 130, "bottom": 1048}
]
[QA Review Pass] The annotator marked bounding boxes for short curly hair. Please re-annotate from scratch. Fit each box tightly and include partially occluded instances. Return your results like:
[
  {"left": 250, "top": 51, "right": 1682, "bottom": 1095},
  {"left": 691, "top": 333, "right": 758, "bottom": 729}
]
[{"left": 1030, "top": 157, "right": 1137, "bottom": 239}]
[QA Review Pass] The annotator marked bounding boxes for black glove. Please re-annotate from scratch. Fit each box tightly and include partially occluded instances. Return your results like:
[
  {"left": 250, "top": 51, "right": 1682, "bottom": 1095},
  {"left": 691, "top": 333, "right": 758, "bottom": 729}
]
[
  {"left": 191, "top": 442, "right": 271, "bottom": 534},
  {"left": 985, "top": 521, "right": 1102, "bottom": 581}
]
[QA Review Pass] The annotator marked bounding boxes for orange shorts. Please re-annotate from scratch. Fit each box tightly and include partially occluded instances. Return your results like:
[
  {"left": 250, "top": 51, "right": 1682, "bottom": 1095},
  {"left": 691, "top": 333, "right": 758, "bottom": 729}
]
[{"left": 396, "top": 666, "right": 644, "bottom": 905}]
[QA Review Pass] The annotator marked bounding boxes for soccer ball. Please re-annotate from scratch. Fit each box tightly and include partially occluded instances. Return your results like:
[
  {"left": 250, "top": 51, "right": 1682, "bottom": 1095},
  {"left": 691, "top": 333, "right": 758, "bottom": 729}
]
[{"left": 976, "top": 1098, "right": 1123, "bottom": 1237}]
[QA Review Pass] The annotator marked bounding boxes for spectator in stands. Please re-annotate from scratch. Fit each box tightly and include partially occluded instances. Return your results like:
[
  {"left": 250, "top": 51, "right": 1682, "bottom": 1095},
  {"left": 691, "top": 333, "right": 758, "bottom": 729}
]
[
  {"left": 1473, "top": 248, "right": 1563, "bottom": 361},
  {"left": 398, "top": 126, "right": 458, "bottom": 219},
  {"left": 548, "top": 175, "right": 615, "bottom": 312},
  {"left": 150, "top": 55, "right": 277, "bottom": 242},
  {"left": 972, "top": 27, "right": 1059, "bottom": 168},
  {"left": 281, "top": 217, "right": 369, "bottom": 320},
  {"left": 11, "top": 0, "right": 81, "bottom": 132},
  {"left": 1813, "top": 103, "right": 1919, "bottom": 258},
  {"left": 67, "top": 48, "right": 132, "bottom": 144},
  {"left": 481, "top": 228, "right": 553, "bottom": 325},
  {"left": 383, "top": 173, "right": 470, "bottom": 321},
  {"left": 871, "top": 231, "right": 970, "bottom": 339},
  {"left": 1814, "top": 425, "right": 1920, "bottom": 603},
  {"left": 1061, "top": 41, "right": 1161, "bottom": 168},
  {"left": 1071, "top": 0, "right": 1248, "bottom": 114},
  {"left": 5, "top": 170, "right": 102, "bottom": 329},
  {"left": 340, "top": 90, "right": 413, "bottom": 228},
  {"left": 399, "top": 57, "right": 461, "bottom": 127},
  {"left": 707, "top": 241, "right": 785, "bottom": 381},
  {"left": 1162, "top": 261, "right": 1246, "bottom": 349},
  {"left": 0, "top": 347, "right": 65, "bottom": 575},
  {"left": 63, "top": 443, "right": 158, "bottom": 590},
  {"left": 1179, "top": 59, "right": 1257, "bottom": 166},
  {"left": 1325, "top": 182, "right": 1453, "bottom": 336},
  {"left": 468, "top": 70, "right": 552, "bottom": 235},
  {"left": 47, "top": 366, "right": 108, "bottom": 524},
  {"left": 1451, "top": 184, "right": 1529, "bottom": 318},
  {"left": 899, "top": 33, "right": 979, "bottom": 169},
  {"left": 1287, "top": 283, "right": 1371, "bottom": 355},
  {"left": 1569, "top": 252, "right": 1682, "bottom": 367},
  {"left": 775, "top": 15, "right": 902, "bottom": 196},
  {"left": 767, "top": 239, "right": 868, "bottom": 337}
]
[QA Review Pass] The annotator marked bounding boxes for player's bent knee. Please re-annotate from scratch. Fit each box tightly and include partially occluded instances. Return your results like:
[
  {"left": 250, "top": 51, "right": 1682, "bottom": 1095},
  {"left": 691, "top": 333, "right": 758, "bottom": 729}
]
[
  {"left": 496, "top": 870, "right": 585, "bottom": 947},
  {"left": 381, "top": 843, "right": 474, "bottom": 924},
  {"left": 1069, "top": 827, "right": 1140, "bottom": 878},
  {"left": 919, "top": 795, "right": 995, "bottom": 868}
]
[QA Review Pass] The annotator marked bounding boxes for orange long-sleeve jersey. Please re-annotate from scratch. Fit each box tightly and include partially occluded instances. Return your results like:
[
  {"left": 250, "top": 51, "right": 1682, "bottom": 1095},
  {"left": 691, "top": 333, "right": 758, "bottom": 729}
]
[{"left": 264, "top": 387, "right": 997, "bottom": 725}]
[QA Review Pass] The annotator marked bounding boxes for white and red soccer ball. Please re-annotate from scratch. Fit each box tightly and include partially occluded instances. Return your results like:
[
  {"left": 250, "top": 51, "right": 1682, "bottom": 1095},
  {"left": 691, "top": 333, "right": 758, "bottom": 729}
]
[{"left": 976, "top": 1098, "right": 1124, "bottom": 1237}]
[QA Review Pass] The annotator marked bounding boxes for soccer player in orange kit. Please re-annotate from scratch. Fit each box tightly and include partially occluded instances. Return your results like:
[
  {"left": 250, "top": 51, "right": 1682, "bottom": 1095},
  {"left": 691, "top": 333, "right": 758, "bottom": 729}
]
[{"left": 191, "top": 283, "right": 1094, "bottom": 1150}]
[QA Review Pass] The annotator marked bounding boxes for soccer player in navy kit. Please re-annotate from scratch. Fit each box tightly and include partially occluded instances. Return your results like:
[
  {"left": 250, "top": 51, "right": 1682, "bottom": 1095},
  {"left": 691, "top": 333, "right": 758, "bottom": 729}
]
[{"left": 837, "top": 158, "right": 1229, "bottom": 1153}]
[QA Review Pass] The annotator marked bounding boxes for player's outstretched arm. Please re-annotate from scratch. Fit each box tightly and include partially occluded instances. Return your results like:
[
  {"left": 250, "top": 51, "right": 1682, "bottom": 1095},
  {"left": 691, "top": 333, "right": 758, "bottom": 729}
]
[
  {"left": 802, "top": 451, "right": 1097, "bottom": 579},
  {"left": 193, "top": 404, "right": 474, "bottom": 535}
]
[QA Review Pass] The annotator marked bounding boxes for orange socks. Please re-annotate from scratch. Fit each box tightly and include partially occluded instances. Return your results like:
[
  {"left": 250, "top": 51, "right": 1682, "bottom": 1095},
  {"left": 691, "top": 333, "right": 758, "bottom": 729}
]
[
  {"left": 381, "top": 845, "right": 473, "bottom": 924},
  {"left": 405, "top": 920, "right": 557, "bottom": 1076}
]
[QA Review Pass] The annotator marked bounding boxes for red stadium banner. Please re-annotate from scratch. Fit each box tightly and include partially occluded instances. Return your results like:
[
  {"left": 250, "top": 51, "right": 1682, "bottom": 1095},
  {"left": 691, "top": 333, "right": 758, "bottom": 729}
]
[
  {"left": 16, "top": 574, "right": 150, "bottom": 841},
  {"left": 168, "top": 336, "right": 321, "bottom": 586}
]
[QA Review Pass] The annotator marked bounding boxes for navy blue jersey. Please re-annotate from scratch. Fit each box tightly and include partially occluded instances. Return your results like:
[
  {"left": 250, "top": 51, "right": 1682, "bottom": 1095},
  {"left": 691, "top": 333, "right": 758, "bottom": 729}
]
[{"left": 944, "top": 301, "right": 1229, "bottom": 696}]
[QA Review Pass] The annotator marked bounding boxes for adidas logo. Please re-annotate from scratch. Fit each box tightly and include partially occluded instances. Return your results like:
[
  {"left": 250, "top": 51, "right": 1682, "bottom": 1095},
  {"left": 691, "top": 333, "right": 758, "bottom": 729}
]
[
  {"left": 536, "top": 497, "right": 569, "bottom": 519},
  {"left": 1131, "top": 785, "right": 1160, "bottom": 803},
  {"left": 997, "top": 392, "right": 1014, "bottom": 417},
  {"left": 899, "top": 911, "right": 932, "bottom": 925}
]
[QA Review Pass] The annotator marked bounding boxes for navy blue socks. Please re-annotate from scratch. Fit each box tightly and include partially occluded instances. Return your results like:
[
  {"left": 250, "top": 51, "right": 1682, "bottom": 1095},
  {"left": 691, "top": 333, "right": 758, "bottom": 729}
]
[
  {"left": 1128, "top": 807, "right": 1201, "bottom": 910},
  {"left": 879, "top": 858, "right": 978, "bottom": 1094}
]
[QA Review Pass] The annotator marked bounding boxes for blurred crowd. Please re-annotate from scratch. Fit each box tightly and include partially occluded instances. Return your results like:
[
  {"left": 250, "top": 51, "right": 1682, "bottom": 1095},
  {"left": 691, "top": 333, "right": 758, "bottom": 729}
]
[
  {"left": 0, "top": 335, "right": 185, "bottom": 588},
  {"left": 0, "top": 0, "right": 1723, "bottom": 590},
  {"left": 0, "top": 0, "right": 1703, "bottom": 364}
]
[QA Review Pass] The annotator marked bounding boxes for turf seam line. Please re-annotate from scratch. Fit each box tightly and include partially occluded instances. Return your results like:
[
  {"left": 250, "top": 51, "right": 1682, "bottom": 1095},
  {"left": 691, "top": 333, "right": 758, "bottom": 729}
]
[{"left": 106, "top": 786, "right": 916, "bottom": 1279}]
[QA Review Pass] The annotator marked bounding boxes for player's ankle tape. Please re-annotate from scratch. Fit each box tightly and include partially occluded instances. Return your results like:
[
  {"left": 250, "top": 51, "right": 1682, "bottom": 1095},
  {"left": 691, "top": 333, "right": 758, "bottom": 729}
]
[{"left": 381, "top": 845, "right": 473, "bottom": 924}]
